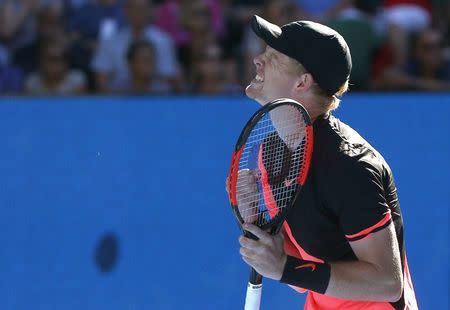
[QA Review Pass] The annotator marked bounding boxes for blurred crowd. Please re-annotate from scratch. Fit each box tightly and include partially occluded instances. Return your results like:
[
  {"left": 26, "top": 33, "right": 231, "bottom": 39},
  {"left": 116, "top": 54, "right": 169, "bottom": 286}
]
[{"left": 0, "top": 0, "right": 449, "bottom": 96}]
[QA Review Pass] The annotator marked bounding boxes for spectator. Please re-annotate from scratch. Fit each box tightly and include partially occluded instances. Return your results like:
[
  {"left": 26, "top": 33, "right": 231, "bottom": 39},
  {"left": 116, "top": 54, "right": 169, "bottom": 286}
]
[
  {"left": 381, "top": 0, "right": 432, "bottom": 32},
  {"left": 293, "top": 0, "right": 354, "bottom": 21},
  {"left": 0, "top": 37, "right": 24, "bottom": 95},
  {"left": 67, "top": 0, "right": 124, "bottom": 91},
  {"left": 189, "top": 42, "right": 241, "bottom": 94},
  {"left": 226, "top": 0, "right": 264, "bottom": 23},
  {"left": 91, "top": 0, "right": 179, "bottom": 93},
  {"left": 0, "top": 44, "right": 8, "bottom": 65},
  {"left": 114, "top": 40, "right": 170, "bottom": 94},
  {"left": 12, "top": 4, "right": 65, "bottom": 75},
  {"left": 68, "top": 0, "right": 124, "bottom": 43},
  {"left": 221, "top": 0, "right": 264, "bottom": 58},
  {"left": 0, "top": 0, "right": 40, "bottom": 58},
  {"left": 379, "top": 0, "right": 433, "bottom": 67},
  {"left": 0, "top": 62, "right": 24, "bottom": 95},
  {"left": 155, "top": 0, "right": 225, "bottom": 47},
  {"left": 326, "top": 3, "right": 384, "bottom": 90},
  {"left": 25, "top": 38, "right": 87, "bottom": 95},
  {"left": 372, "top": 28, "right": 450, "bottom": 90},
  {"left": 431, "top": 0, "right": 450, "bottom": 45},
  {"left": 66, "top": 0, "right": 90, "bottom": 10},
  {"left": 241, "top": 0, "right": 296, "bottom": 85},
  {"left": 175, "top": 0, "right": 224, "bottom": 70}
]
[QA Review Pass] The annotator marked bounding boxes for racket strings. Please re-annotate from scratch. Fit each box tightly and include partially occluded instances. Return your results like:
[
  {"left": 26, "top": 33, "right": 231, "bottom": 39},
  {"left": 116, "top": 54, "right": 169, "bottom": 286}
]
[
  {"left": 241, "top": 116, "right": 305, "bottom": 152},
  {"left": 235, "top": 109, "right": 309, "bottom": 226},
  {"left": 236, "top": 152, "right": 303, "bottom": 225}
]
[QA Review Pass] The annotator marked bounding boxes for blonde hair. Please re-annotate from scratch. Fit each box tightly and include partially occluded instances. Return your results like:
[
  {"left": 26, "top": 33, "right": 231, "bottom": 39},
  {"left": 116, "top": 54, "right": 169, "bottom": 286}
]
[{"left": 289, "top": 60, "right": 349, "bottom": 112}]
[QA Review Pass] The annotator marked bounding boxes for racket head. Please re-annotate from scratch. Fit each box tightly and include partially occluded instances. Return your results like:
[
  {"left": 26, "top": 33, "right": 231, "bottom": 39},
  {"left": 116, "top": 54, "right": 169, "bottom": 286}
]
[{"left": 228, "top": 98, "right": 313, "bottom": 231}]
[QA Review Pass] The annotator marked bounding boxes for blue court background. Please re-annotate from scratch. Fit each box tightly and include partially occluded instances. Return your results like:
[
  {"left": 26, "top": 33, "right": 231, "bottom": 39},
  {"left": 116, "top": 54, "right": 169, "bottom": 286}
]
[{"left": 0, "top": 94, "right": 448, "bottom": 309}]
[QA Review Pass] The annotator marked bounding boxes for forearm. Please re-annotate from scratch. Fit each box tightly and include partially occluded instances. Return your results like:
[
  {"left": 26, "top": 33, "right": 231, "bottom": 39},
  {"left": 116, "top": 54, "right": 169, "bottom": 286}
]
[
  {"left": 280, "top": 256, "right": 402, "bottom": 302},
  {"left": 326, "top": 260, "right": 403, "bottom": 302}
]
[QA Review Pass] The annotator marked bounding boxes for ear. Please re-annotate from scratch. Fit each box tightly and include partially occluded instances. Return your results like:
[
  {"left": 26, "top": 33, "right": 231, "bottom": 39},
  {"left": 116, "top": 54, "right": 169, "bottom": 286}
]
[{"left": 293, "top": 72, "right": 315, "bottom": 94}]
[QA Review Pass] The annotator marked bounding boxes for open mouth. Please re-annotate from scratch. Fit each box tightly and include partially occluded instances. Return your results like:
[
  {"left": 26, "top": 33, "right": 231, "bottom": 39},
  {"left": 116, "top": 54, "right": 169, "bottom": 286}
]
[{"left": 254, "top": 74, "right": 264, "bottom": 82}]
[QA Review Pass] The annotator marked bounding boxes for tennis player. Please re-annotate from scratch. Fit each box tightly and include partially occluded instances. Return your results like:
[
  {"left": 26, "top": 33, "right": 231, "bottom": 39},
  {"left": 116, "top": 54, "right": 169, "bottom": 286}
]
[{"left": 238, "top": 15, "right": 418, "bottom": 309}]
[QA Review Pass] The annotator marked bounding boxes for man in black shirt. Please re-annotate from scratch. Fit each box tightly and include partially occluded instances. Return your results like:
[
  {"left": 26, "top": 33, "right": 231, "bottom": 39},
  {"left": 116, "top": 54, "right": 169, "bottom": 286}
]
[{"left": 237, "top": 15, "right": 418, "bottom": 309}]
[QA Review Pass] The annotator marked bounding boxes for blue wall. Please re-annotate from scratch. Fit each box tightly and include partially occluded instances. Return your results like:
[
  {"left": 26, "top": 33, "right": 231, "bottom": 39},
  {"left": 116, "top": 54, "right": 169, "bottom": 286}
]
[{"left": 0, "top": 94, "right": 448, "bottom": 309}]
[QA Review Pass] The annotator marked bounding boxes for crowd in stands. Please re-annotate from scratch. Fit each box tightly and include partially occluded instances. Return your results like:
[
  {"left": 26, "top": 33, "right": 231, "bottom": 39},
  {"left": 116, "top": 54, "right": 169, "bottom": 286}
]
[{"left": 0, "top": 0, "right": 448, "bottom": 95}]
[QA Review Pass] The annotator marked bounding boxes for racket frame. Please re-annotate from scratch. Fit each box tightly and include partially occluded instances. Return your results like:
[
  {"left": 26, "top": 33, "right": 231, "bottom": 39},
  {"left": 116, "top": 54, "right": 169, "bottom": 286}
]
[
  {"left": 227, "top": 98, "right": 314, "bottom": 310},
  {"left": 228, "top": 98, "right": 313, "bottom": 231}
]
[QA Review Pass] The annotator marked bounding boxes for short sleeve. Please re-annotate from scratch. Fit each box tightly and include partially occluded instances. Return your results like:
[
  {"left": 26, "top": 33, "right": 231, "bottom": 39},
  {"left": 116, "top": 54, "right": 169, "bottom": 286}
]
[{"left": 328, "top": 158, "right": 392, "bottom": 242}]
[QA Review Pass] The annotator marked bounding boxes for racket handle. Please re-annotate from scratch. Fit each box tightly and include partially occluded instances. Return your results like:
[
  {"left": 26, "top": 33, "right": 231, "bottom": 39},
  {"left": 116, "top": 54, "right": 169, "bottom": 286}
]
[
  {"left": 244, "top": 282, "right": 262, "bottom": 310},
  {"left": 243, "top": 230, "right": 259, "bottom": 241},
  {"left": 244, "top": 268, "right": 262, "bottom": 310},
  {"left": 249, "top": 267, "right": 263, "bottom": 284},
  {"left": 243, "top": 231, "right": 263, "bottom": 309}
]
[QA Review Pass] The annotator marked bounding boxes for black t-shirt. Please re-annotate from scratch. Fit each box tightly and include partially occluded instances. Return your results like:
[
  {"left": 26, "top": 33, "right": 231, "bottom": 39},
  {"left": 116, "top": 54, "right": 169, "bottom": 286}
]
[{"left": 283, "top": 113, "right": 415, "bottom": 309}]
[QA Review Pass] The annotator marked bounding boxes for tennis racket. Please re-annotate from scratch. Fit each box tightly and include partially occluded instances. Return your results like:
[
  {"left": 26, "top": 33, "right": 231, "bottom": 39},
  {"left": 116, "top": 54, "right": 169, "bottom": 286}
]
[{"left": 227, "top": 98, "right": 314, "bottom": 310}]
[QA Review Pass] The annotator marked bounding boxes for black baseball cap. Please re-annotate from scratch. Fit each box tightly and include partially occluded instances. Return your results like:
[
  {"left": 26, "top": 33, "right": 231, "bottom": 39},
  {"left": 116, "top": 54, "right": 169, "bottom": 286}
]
[{"left": 251, "top": 15, "right": 352, "bottom": 96}]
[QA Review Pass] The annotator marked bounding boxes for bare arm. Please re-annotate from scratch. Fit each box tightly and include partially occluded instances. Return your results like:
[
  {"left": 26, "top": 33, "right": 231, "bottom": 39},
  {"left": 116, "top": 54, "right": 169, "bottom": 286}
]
[
  {"left": 326, "top": 223, "right": 403, "bottom": 302},
  {"left": 239, "top": 222, "right": 403, "bottom": 302}
]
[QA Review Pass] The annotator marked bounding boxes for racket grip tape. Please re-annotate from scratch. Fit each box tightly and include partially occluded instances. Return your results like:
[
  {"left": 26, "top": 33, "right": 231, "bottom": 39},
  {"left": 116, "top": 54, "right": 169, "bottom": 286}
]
[{"left": 244, "top": 281, "right": 262, "bottom": 310}]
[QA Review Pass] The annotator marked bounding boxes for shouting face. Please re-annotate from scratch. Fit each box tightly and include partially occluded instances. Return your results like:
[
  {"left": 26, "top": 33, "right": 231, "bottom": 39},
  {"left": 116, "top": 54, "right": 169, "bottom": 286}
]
[{"left": 245, "top": 46, "right": 300, "bottom": 105}]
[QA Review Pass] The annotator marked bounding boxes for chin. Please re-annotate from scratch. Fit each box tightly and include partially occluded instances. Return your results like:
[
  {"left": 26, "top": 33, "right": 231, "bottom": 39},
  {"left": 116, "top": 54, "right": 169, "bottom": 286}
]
[
  {"left": 245, "top": 84, "right": 254, "bottom": 97},
  {"left": 245, "top": 85, "right": 265, "bottom": 105}
]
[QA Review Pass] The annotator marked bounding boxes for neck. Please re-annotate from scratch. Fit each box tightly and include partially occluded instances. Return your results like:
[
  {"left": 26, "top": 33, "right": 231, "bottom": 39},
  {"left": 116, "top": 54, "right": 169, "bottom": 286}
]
[{"left": 293, "top": 97, "right": 327, "bottom": 122}]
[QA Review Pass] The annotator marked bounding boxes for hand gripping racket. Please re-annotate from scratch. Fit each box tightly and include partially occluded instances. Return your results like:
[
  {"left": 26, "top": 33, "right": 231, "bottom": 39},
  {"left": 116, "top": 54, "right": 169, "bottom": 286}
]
[{"left": 227, "top": 98, "right": 313, "bottom": 310}]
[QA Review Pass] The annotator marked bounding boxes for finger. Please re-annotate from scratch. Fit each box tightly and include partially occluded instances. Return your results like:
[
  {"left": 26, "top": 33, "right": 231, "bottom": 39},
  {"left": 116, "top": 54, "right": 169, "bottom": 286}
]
[
  {"left": 239, "top": 235, "right": 259, "bottom": 249},
  {"left": 273, "top": 231, "right": 285, "bottom": 249},
  {"left": 278, "top": 225, "right": 286, "bottom": 235},
  {"left": 241, "top": 254, "right": 256, "bottom": 269},
  {"left": 274, "top": 229, "right": 285, "bottom": 240},
  {"left": 239, "top": 246, "right": 257, "bottom": 258},
  {"left": 238, "top": 168, "right": 252, "bottom": 175},
  {"left": 237, "top": 169, "right": 257, "bottom": 184},
  {"left": 243, "top": 223, "right": 271, "bottom": 243},
  {"left": 239, "top": 168, "right": 258, "bottom": 178}
]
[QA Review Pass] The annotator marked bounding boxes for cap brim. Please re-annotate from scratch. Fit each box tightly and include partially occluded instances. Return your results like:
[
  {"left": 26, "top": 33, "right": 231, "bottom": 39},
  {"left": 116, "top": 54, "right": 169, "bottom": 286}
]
[{"left": 251, "top": 15, "right": 282, "bottom": 45}]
